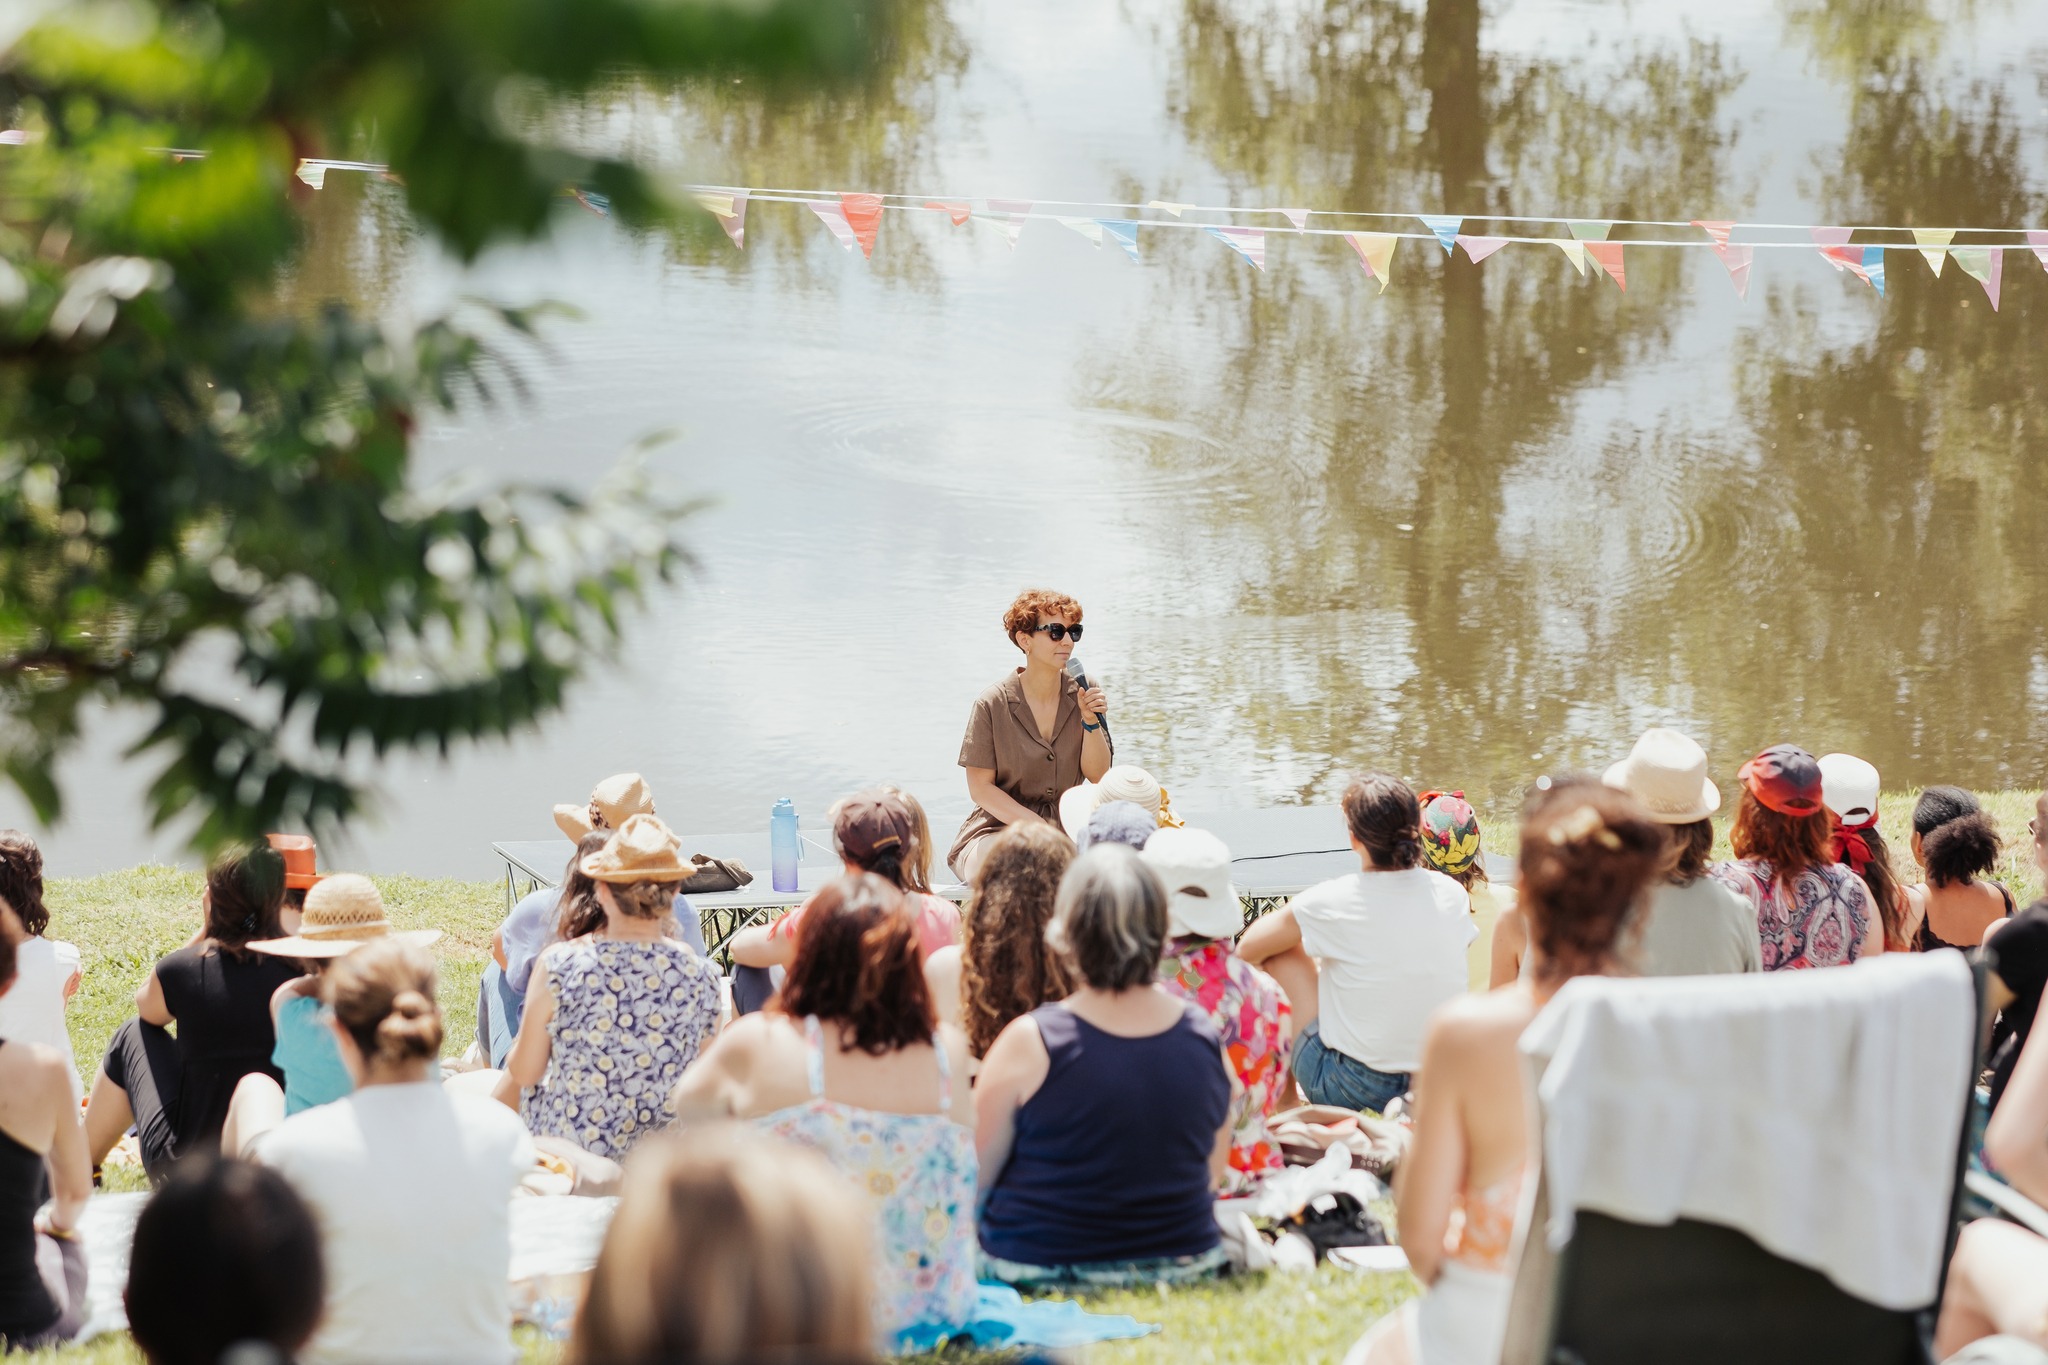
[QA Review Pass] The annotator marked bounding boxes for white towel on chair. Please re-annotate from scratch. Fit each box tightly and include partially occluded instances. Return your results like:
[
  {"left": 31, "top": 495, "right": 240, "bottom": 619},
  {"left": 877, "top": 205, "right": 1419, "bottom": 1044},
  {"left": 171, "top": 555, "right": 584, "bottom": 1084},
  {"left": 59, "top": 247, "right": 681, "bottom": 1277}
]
[{"left": 1521, "top": 950, "right": 1974, "bottom": 1310}]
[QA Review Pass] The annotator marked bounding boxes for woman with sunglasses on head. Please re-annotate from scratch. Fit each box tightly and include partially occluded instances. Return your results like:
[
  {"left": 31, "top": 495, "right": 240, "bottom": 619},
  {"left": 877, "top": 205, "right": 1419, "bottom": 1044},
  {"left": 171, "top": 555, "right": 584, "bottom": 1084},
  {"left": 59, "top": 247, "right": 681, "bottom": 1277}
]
[{"left": 948, "top": 589, "right": 1113, "bottom": 884}]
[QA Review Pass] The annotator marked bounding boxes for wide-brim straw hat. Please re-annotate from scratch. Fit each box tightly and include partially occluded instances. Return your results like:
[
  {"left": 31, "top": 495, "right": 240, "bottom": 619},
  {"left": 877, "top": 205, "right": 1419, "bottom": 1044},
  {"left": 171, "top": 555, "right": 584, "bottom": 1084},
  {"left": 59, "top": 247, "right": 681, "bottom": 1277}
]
[
  {"left": 1058, "top": 766, "right": 1164, "bottom": 841},
  {"left": 248, "top": 872, "right": 442, "bottom": 959},
  {"left": 553, "top": 772, "right": 655, "bottom": 841},
  {"left": 266, "top": 833, "right": 323, "bottom": 891},
  {"left": 581, "top": 813, "right": 690, "bottom": 883},
  {"left": 1603, "top": 727, "right": 1721, "bottom": 825}
]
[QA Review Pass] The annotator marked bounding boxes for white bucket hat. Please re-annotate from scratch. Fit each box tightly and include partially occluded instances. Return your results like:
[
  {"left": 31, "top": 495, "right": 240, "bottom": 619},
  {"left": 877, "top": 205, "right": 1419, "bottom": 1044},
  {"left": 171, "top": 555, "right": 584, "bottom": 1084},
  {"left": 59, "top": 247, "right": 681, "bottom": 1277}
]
[
  {"left": 1818, "top": 753, "right": 1881, "bottom": 827},
  {"left": 1140, "top": 827, "right": 1240, "bottom": 940},
  {"left": 1059, "top": 765, "right": 1165, "bottom": 842},
  {"left": 1602, "top": 728, "right": 1721, "bottom": 825}
]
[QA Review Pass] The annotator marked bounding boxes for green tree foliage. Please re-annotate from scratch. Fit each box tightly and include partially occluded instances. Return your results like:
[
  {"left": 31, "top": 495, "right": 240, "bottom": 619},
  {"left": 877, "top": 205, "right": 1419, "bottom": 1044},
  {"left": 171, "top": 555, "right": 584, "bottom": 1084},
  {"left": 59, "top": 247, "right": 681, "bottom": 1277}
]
[{"left": 0, "top": 0, "right": 878, "bottom": 849}]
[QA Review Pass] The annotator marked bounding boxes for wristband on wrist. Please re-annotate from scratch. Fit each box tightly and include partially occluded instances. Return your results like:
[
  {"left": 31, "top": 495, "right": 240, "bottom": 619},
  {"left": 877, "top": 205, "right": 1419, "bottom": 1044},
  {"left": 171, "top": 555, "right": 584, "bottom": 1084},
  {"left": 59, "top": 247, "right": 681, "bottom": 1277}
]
[{"left": 1082, "top": 719, "right": 1101, "bottom": 731}]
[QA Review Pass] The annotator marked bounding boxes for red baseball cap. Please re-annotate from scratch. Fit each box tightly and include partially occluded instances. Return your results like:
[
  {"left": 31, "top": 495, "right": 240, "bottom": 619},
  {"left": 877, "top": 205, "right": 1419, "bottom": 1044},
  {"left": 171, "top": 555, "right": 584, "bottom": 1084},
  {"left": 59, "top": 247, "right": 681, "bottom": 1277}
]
[{"left": 1738, "top": 745, "right": 1824, "bottom": 817}]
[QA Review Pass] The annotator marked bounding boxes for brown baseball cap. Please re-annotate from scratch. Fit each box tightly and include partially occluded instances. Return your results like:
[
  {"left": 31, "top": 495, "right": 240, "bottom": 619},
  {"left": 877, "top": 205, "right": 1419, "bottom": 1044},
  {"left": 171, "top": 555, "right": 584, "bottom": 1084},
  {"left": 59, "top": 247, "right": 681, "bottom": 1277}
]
[{"left": 833, "top": 789, "right": 915, "bottom": 865}]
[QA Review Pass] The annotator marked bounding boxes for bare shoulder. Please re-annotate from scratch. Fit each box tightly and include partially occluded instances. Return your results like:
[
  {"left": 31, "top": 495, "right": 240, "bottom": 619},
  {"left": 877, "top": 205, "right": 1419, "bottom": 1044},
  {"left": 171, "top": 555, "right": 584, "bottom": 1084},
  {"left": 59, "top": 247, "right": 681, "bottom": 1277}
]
[
  {"left": 0, "top": 1038, "right": 71, "bottom": 1094},
  {"left": 1426, "top": 988, "right": 1539, "bottom": 1051}
]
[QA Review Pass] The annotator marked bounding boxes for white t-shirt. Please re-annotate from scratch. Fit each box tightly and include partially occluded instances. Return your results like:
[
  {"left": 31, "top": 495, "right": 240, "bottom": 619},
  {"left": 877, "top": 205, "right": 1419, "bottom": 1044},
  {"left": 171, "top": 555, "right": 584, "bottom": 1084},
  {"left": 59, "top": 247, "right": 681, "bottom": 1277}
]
[
  {"left": 0, "top": 936, "right": 81, "bottom": 1099},
  {"left": 1290, "top": 867, "right": 1477, "bottom": 1073},
  {"left": 254, "top": 1082, "right": 535, "bottom": 1365}
]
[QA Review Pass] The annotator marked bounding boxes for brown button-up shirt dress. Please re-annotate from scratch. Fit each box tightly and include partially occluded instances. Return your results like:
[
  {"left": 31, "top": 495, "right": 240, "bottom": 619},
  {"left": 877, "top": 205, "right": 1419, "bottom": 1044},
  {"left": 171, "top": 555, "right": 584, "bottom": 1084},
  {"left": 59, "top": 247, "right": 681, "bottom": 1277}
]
[{"left": 948, "top": 668, "right": 1107, "bottom": 874}]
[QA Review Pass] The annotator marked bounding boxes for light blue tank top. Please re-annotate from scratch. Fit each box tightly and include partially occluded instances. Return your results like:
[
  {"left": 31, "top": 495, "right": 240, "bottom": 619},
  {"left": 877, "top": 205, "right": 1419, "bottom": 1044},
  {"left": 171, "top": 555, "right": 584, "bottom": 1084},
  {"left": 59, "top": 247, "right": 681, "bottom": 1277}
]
[{"left": 272, "top": 993, "right": 353, "bottom": 1115}]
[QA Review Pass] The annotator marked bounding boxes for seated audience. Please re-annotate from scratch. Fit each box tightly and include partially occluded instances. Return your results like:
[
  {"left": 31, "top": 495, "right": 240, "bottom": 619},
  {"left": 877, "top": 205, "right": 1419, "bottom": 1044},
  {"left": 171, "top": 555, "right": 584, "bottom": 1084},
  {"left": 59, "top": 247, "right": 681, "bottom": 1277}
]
[
  {"left": 1709, "top": 745, "right": 1879, "bottom": 968},
  {"left": 507, "top": 814, "right": 721, "bottom": 1160},
  {"left": 125, "top": 1157, "right": 323, "bottom": 1365},
  {"left": 1818, "top": 753, "right": 1914, "bottom": 951},
  {"left": 1350, "top": 780, "right": 1668, "bottom": 1365},
  {"left": 1238, "top": 774, "right": 1475, "bottom": 1113},
  {"left": 1602, "top": 729, "right": 1759, "bottom": 976},
  {"left": 266, "top": 833, "right": 323, "bottom": 935},
  {"left": 1937, "top": 986, "right": 2048, "bottom": 1359},
  {"left": 0, "top": 831, "right": 82, "bottom": 1096},
  {"left": 1416, "top": 791, "right": 1509, "bottom": 990},
  {"left": 252, "top": 938, "right": 533, "bottom": 1364},
  {"left": 731, "top": 789, "right": 961, "bottom": 1014},
  {"left": 1059, "top": 765, "right": 1180, "bottom": 844},
  {"left": 0, "top": 901, "right": 91, "bottom": 1353},
  {"left": 1144, "top": 827, "right": 1292, "bottom": 1192},
  {"left": 1908, "top": 785, "right": 2011, "bottom": 950},
  {"left": 222, "top": 874, "right": 444, "bottom": 1155},
  {"left": 673, "top": 874, "right": 977, "bottom": 1347},
  {"left": 1075, "top": 799, "right": 1161, "bottom": 853},
  {"left": 924, "top": 821, "right": 1076, "bottom": 1058},
  {"left": 86, "top": 842, "right": 305, "bottom": 1179},
  {"left": 975, "top": 845, "right": 1233, "bottom": 1288},
  {"left": 569, "top": 1127, "right": 876, "bottom": 1365}
]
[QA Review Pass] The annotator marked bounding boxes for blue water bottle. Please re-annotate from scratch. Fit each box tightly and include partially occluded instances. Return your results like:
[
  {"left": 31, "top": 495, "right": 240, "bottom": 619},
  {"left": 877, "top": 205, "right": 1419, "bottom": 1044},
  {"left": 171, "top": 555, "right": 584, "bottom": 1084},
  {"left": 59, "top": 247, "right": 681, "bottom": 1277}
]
[{"left": 770, "top": 798, "right": 800, "bottom": 892}]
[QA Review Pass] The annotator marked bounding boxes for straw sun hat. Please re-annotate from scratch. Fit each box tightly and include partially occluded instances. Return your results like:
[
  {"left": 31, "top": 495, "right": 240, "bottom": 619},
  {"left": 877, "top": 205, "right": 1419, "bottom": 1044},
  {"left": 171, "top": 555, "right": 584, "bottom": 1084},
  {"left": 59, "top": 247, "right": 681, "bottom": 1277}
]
[
  {"left": 580, "top": 813, "right": 691, "bottom": 884},
  {"left": 1059, "top": 766, "right": 1175, "bottom": 842},
  {"left": 553, "top": 772, "right": 656, "bottom": 841},
  {"left": 248, "top": 873, "right": 443, "bottom": 959}
]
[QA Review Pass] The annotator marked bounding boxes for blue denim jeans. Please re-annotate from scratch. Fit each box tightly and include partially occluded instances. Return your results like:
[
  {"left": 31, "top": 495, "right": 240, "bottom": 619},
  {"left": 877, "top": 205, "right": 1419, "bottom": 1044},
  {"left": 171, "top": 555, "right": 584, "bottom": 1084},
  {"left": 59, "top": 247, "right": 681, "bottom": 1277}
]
[{"left": 1294, "top": 1020, "right": 1410, "bottom": 1114}]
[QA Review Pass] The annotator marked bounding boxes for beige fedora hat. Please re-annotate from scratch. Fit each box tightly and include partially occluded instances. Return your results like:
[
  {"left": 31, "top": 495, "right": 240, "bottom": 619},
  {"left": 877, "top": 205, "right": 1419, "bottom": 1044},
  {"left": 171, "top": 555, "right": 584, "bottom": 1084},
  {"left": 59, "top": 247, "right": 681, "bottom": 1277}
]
[
  {"left": 248, "top": 873, "right": 443, "bottom": 959},
  {"left": 580, "top": 813, "right": 690, "bottom": 884},
  {"left": 1603, "top": 728, "right": 1721, "bottom": 825},
  {"left": 553, "top": 772, "right": 655, "bottom": 841},
  {"left": 1058, "top": 766, "right": 1165, "bottom": 840}
]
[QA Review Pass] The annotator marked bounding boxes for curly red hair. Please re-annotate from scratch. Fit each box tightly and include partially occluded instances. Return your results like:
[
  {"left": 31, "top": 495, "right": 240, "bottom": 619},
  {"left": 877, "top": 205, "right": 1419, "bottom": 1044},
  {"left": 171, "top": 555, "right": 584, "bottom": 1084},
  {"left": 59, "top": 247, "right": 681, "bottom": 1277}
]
[{"left": 1003, "top": 589, "right": 1082, "bottom": 646}]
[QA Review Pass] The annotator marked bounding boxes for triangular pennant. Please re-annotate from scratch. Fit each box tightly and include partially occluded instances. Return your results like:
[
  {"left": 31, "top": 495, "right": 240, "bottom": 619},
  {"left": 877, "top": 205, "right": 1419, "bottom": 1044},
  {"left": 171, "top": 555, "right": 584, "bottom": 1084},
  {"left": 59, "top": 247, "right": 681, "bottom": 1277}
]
[
  {"left": 1278, "top": 207, "right": 1310, "bottom": 231},
  {"left": 1054, "top": 216, "right": 1104, "bottom": 247},
  {"left": 975, "top": 198, "right": 1032, "bottom": 250},
  {"left": 1819, "top": 244, "right": 1864, "bottom": 275},
  {"left": 569, "top": 189, "right": 611, "bottom": 218},
  {"left": 1711, "top": 242, "right": 1755, "bottom": 300},
  {"left": 1862, "top": 246, "right": 1886, "bottom": 298},
  {"left": 1568, "top": 221, "right": 1610, "bottom": 242},
  {"left": 1585, "top": 241, "right": 1627, "bottom": 291},
  {"left": 805, "top": 200, "right": 858, "bottom": 252},
  {"left": 838, "top": 192, "right": 883, "bottom": 259},
  {"left": 692, "top": 191, "right": 736, "bottom": 219},
  {"left": 1691, "top": 220, "right": 1735, "bottom": 247},
  {"left": 1912, "top": 228, "right": 1955, "bottom": 277},
  {"left": 1554, "top": 239, "right": 1588, "bottom": 275},
  {"left": 1147, "top": 200, "right": 1196, "bottom": 217},
  {"left": 1099, "top": 220, "right": 1141, "bottom": 262},
  {"left": 1206, "top": 225, "right": 1267, "bottom": 270},
  {"left": 2028, "top": 230, "right": 2048, "bottom": 272},
  {"left": 693, "top": 190, "right": 748, "bottom": 249},
  {"left": 1952, "top": 247, "right": 2003, "bottom": 310},
  {"left": 1344, "top": 232, "right": 1397, "bottom": 291},
  {"left": 923, "top": 199, "right": 972, "bottom": 226},
  {"left": 295, "top": 161, "right": 328, "bottom": 190},
  {"left": 1456, "top": 234, "right": 1510, "bottom": 264},
  {"left": 1812, "top": 226, "right": 1855, "bottom": 268},
  {"left": 1417, "top": 215, "right": 1462, "bottom": 255}
]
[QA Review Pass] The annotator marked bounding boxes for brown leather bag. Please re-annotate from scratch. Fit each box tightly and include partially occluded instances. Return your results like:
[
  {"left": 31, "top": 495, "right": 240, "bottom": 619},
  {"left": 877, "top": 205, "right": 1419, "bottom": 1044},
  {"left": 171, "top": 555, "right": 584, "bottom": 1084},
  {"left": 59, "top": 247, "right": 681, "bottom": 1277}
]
[{"left": 675, "top": 852, "right": 753, "bottom": 895}]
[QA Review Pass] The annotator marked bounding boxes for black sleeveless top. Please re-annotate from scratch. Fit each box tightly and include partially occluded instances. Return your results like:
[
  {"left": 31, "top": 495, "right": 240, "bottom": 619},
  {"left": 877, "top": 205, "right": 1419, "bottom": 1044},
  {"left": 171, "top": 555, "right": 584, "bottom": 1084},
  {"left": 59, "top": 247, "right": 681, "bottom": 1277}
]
[
  {"left": 155, "top": 942, "right": 302, "bottom": 1154},
  {"left": 0, "top": 1042, "right": 57, "bottom": 1344},
  {"left": 1916, "top": 881, "right": 2016, "bottom": 952}
]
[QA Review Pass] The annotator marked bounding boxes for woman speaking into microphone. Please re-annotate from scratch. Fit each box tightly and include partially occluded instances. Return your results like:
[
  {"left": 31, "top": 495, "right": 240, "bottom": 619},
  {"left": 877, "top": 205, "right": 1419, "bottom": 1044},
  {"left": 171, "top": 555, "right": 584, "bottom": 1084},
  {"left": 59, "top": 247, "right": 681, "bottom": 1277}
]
[{"left": 948, "top": 589, "right": 1112, "bottom": 882}]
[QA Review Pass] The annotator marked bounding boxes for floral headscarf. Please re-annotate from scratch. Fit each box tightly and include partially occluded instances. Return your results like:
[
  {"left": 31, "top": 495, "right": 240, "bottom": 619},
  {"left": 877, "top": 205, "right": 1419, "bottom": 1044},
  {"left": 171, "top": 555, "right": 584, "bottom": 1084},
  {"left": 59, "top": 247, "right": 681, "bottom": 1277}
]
[{"left": 1418, "top": 790, "right": 1482, "bottom": 879}]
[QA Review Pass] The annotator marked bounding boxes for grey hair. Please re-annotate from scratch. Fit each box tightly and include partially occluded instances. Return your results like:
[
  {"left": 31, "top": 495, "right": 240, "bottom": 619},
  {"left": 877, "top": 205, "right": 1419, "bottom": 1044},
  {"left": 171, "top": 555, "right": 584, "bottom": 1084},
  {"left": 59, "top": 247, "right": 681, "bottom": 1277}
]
[{"left": 1046, "top": 844, "right": 1170, "bottom": 991}]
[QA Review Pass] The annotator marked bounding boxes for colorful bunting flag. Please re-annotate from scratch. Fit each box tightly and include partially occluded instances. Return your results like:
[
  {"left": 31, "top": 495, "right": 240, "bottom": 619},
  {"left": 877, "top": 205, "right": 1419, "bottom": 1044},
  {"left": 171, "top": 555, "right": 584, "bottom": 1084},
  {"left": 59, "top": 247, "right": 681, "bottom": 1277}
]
[
  {"left": 1054, "top": 216, "right": 1104, "bottom": 247},
  {"left": 1812, "top": 226, "right": 1855, "bottom": 265},
  {"left": 923, "top": 199, "right": 972, "bottom": 226},
  {"left": 1913, "top": 228, "right": 1955, "bottom": 277},
  {"left": 1712, "top": 243, "right": 1755, "bottom": 300},
  {"left": 975, "top": 198, "right": 1032, "bottom": 250},
  {"left": 296, "top": 162, "right": 328, "bottom": 190},
  {"left": 1278, "top": 207, "right": 1311, "bottom": 231},
  {"left": 1864, "top": 246, "right": 1887, "bottom": 297},
  {"left": 1418, "top": 215, "right": 1462, "bottom": 255},
  {"left": 805, "top": 200, "right": 859, "bottom": 252},
  {"left": 1585, "top": 242, "right": 1627, "bottom": 291},
  {"left": 1554, "top": 240, "right": 1588, "bottom": 275},
  {"left": 1568, "top": 221, "right": 1610, "bottom": 243},
  {"left": 1456, "top": 235, "right": 1510, "bottom": 264},
  {"left": 1099, "top": 220, "right": 1142, "bottom": 262},
  {"left": 1147, "top": 200, "right": 1196, "bottom": 217},
  {"left": 1952, "top": 247, "right": 2003, "bottom": 310},
  {"left": 838, "top": 193, "right": 883, "bottom": 259},
  {"left": 1344, "top": 232, "right": 1397, "bottom": 291},
  {"left": 693, "top": 190, "right": 749, "bottom": 249},
  {"left": 2028, "top": 230, "right": 2048, "bottom": 272},
  {"left": 570, "top": 189, "right": 611, "bottom": 218},
  {"left": 1206, "top": 226, "right": 1267, "bottom": 270},
  {"left": 1691, "top": 220, "right": 1736, "bottom": 247}
]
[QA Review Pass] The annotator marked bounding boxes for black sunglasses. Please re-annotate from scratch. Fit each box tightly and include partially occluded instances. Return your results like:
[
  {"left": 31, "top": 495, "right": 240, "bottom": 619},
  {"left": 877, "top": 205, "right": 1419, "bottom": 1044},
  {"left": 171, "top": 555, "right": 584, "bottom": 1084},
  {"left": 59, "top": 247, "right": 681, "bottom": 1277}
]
[{"left": 1032, "top": 623, "right": 1084, "bottom": 642}]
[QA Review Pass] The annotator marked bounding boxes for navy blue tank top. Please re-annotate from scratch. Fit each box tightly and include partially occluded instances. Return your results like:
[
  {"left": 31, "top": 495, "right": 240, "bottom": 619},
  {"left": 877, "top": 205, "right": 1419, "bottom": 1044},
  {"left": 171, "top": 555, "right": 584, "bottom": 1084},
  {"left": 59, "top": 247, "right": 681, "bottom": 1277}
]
[
  {"left": 0, "top": 1043, "right": 57, "bottom": 1343},
  {"left": 979, "top": 1001, "right": 1230, "bottom": 1267}
]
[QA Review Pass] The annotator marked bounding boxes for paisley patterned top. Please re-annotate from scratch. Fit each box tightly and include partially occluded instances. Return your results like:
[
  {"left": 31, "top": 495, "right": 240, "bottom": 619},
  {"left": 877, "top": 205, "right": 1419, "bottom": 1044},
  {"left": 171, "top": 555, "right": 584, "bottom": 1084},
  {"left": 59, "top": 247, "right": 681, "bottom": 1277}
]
[
  {"left": 522, "top": 937, "right": 720, "bottom": 1159},
  {"left": 1709, "top": 859, "right": 1869, "bottom": 971},
  {"left": 1159, "top": 937, "right": 1292, "bottom": 1193},
  {"left": 759, "top": 1017, "right": 978, "bottom": 1350}
]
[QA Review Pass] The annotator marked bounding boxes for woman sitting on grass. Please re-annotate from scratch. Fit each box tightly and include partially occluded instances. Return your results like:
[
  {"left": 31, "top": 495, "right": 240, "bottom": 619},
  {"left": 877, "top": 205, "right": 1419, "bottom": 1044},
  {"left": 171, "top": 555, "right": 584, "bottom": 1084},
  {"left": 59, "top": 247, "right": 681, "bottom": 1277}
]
[
  {"left": 251, "top": 938, "right": 533, "bottom": 1364},
  {"left": 86, "top": 842, "right": 305, "bottom": 1180},
  {"left": 1907, "top": 785, "right": 2011, "bottom": 950},
  {"left": 924, "top": 820, "right": 1075, "bottom": 1060},
  {"left": 1710, "top": 745, "right": 1879, "bottom": 969},
  {"left": 975, "top": 845, "right": 1234, "bottom": 1289},
  {"left": 505, "top": 814, "right": 722, "bottom": 1161},
  {"left": 0, "top": 832, "right": 82, "bottom": 1100},
  {"left": 1350, "top": 780, "right": 1667, "bottom": 1365},
  {"left": 674, "top": 873, "right": 978, "bottom": 1350}
]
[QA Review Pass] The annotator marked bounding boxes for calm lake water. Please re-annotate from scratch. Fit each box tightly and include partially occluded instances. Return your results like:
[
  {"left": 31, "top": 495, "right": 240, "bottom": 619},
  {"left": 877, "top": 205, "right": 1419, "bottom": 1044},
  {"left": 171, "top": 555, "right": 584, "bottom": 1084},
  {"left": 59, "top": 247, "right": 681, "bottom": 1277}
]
[{"left": 13, "top": 0, "right": 2048, "bottom": 876}]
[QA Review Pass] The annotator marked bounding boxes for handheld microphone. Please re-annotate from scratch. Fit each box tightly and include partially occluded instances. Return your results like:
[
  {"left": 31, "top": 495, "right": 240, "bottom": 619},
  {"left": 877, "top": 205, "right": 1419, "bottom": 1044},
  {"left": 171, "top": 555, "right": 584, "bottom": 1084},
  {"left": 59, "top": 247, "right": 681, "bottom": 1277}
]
[{"left": 1066, "top": 656, "right": 1111, "bottom": 747}]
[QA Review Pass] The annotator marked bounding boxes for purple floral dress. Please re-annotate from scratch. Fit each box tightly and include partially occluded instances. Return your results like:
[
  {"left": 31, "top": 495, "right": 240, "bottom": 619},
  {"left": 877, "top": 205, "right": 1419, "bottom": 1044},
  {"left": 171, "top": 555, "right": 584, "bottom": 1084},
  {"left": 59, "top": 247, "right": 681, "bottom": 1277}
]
[
  {"left": 1709, "top": 859, "right": 1868, "bottom": 970},
  {"left": 1159, "top": 938, "right": 1292, "bottom": 1192}
]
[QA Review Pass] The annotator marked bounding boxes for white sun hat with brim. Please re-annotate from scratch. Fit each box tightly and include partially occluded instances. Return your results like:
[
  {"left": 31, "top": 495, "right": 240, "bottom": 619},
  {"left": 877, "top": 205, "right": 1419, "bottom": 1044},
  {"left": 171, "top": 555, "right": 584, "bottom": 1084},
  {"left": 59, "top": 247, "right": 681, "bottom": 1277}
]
[
  {"left": 1818, "top": 753, "right": 1881, "bottom": 827},
  {"left": 1058, "top": 766, "right": 1165, "bottom": 842},
  {"left": 1602, "top": 727, "right": 1721, "bottom": 825},
  {"left": 247, "top": 873, "right": 443, "bottom": 959},
  {"left": 1141, "top": 826, "right": 1240, "bottom": 940}
]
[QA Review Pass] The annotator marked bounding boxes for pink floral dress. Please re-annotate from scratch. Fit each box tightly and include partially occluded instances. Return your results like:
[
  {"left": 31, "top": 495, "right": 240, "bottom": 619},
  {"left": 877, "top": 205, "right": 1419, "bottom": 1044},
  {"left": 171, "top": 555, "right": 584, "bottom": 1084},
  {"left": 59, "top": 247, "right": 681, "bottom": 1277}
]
[{"left": 1159, "top": 938, "right": 1292, "bottom": 1192}]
